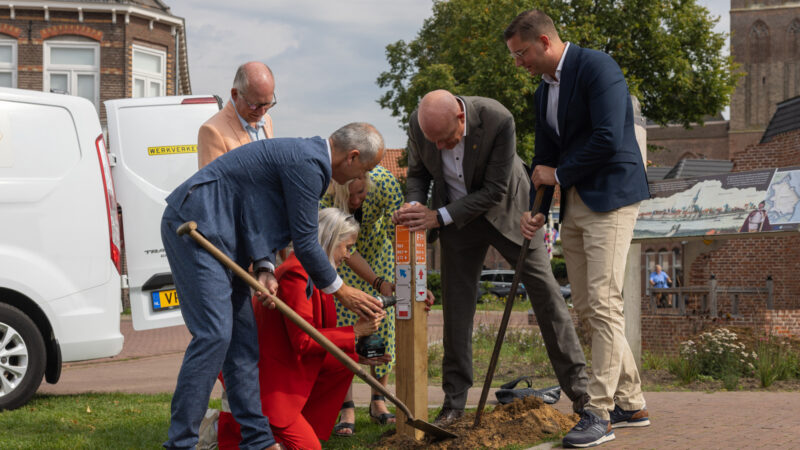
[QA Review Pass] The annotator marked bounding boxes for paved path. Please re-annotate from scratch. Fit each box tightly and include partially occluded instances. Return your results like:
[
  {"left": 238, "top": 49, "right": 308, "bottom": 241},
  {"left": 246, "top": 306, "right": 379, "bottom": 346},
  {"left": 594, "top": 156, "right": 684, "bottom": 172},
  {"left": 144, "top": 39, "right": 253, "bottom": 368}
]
[{"left": 37, "top": 312, "right": 800, "bottom": 448}]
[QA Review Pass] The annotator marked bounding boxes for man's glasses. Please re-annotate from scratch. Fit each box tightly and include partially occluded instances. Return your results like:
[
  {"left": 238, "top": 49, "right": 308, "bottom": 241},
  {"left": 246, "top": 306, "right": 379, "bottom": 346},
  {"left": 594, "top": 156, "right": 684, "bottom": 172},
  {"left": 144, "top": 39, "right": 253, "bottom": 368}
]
[
  {"left": 242, "top": 92, "right": 277, "bottom": 111},
  {"left": 512, "top": 46, "right": 530, "bottom": 59}
]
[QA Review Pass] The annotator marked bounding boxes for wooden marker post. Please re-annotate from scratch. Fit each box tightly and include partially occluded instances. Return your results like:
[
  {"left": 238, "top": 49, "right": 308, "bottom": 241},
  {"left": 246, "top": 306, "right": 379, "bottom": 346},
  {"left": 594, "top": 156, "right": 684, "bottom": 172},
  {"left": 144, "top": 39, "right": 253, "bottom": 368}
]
[{"left": 394, "top": 225, "right": 428, "bottom": 440}]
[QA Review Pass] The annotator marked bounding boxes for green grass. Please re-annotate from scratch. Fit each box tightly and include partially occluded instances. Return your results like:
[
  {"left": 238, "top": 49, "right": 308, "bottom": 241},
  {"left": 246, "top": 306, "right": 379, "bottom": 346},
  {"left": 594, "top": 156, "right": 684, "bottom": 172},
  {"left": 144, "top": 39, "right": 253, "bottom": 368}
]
[
  {"left": 0, "top": 396, "right": 393, "bottom": 450},
  {"left": 642, "top": 351, "right": 670, "bottom": 371},
  {"left": 2, "top": 321, "right": 560, "bottom": 449},
  {"left": 0, "top": 393, "right": 172, "bottom": 449},
  {"left": 429, "top": 295, "right": 533, "bottom": 312},
  {"left": 322, "top": 407, "right": 397, "bottom": 449},
  {"left": 1, "top": 398, "right": 544, "bottom": 450}
]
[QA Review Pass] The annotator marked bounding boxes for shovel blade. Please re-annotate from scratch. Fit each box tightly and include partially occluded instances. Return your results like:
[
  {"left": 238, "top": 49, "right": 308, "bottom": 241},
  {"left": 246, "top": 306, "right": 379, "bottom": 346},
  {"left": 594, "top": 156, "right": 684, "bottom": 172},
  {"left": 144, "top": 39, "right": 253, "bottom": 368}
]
[{"left": 407, "top": 418, "right": 458, "bottom": 440}]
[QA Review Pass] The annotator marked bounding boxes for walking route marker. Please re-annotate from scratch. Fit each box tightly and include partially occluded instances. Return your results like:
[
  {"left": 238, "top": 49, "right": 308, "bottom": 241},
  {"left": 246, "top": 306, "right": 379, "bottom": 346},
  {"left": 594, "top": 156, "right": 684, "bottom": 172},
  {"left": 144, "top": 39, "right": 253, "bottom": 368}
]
[{"left": 395, "top": 225, "right": 428, "bottom": 440}]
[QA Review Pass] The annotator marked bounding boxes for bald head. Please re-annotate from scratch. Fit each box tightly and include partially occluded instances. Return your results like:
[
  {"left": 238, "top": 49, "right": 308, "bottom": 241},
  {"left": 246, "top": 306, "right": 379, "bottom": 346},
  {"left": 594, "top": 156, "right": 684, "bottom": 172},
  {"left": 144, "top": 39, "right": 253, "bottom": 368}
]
[
  {"left": 231, "top": 61, "right": 276, "bottom": 124},
  {"left": 418, "top": 90, "right": 465, "bottom": 150},
  {"left": 233, "top": 62, "right": 274, "bottom": 93}
]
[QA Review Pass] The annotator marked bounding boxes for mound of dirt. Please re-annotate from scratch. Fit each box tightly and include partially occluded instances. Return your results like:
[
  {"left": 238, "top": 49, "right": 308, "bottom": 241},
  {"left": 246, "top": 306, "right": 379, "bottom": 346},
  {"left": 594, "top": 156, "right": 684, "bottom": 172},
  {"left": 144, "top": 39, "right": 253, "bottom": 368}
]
[{"left": 375, "top": 396, "right": 578, "bottom": 449}]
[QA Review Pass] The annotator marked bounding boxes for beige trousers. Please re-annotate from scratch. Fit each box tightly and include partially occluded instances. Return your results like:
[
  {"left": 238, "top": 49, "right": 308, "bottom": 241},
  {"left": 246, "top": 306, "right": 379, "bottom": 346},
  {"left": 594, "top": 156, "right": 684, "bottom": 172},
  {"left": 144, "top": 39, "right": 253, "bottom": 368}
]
[{"left": 560, "top": 187, "right": 645, "bottom": 420}]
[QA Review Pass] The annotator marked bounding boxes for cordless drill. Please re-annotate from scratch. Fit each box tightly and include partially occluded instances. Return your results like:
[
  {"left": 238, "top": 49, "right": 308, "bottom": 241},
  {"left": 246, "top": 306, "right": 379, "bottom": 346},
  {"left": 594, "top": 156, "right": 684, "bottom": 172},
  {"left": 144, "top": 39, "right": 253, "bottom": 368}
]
[{"left": 355, "top": 295, "right": 397, "bottom": 358}]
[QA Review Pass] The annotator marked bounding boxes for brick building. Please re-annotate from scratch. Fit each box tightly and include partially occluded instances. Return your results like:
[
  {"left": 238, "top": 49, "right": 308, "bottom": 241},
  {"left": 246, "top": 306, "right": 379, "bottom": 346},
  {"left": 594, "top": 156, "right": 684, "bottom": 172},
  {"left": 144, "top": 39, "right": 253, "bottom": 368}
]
[
  {"left": 647, "top": 0, "right": 800, "bottom": 170},
  {"left": 640, "top": 103, "right": 800, "bottom": 354},
  {"left": 0, "top": 0, "right": 191, "bottom": 121}
]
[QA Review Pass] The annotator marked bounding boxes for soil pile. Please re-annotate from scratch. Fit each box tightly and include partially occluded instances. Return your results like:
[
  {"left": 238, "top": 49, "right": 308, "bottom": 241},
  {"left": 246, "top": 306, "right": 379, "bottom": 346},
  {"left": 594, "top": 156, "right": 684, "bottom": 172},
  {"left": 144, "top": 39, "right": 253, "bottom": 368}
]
[{"left": 375, "top": 396, "right": 578, "bottom": 449}]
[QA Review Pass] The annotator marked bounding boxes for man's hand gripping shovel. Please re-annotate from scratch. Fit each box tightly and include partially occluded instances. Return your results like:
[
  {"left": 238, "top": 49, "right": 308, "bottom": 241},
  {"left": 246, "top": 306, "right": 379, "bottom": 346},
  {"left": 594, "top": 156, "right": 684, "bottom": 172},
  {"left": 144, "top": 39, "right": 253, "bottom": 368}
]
[{"left": 176, "top": 221, "right": 457, "bottom": 441}]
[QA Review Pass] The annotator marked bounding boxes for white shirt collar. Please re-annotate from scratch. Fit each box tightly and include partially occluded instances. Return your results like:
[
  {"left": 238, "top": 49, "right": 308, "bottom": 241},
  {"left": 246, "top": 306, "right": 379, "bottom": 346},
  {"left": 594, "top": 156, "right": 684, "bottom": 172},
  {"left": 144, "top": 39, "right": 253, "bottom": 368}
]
[
  {"left": 543, "top": 42, "right": 570, "bottom": 86},
  {"left": 457, "top": 97, "right": 468, "bottom": 137},
  {"left": 325, "top": 138, "right": 332, "bottom": 164}
]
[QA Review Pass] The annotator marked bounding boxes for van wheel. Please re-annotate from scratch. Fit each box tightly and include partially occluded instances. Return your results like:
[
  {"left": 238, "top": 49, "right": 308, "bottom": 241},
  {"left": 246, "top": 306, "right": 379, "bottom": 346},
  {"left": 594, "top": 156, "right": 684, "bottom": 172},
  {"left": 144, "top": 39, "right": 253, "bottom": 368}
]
[{"left": 0, "top": 303, "right": 46, "bottom": 410}]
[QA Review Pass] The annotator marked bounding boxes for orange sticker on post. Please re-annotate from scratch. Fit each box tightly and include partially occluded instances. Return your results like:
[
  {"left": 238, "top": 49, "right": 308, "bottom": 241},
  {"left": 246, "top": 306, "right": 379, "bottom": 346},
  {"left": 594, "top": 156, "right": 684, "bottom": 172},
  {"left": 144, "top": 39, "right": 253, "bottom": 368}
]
[
  {"left": 396, "top": 225, "right": 410, "bottom": 264},
  {"left": 414, "top": 230, "right": 426, "bottom": 264}
]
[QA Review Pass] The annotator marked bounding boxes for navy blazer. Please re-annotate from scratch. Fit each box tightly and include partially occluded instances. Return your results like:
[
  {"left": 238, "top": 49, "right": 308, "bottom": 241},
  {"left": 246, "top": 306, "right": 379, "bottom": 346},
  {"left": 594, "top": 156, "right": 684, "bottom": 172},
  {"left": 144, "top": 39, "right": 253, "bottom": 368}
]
[
  {"left": 165, "top": 137, "right": 338, "bottom": 288},
  {"left": 532, "top": 44, "right": 650, "bottom": 218}
]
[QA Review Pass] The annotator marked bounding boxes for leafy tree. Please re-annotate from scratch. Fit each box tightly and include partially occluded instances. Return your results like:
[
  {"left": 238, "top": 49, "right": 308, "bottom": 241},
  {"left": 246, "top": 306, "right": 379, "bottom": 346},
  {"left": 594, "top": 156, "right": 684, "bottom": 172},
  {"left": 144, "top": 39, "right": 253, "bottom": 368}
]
[{"left": 377, "top": 0, "right": 737, "bottom": 160}]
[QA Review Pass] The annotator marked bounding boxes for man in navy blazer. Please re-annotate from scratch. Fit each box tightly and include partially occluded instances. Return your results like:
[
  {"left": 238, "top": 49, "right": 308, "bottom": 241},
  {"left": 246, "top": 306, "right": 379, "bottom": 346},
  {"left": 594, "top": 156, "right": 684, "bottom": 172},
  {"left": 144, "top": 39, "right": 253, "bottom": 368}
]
[
  {"left": 160, "top": 123, "right": 386, "bottom": 450},
  {"left": 506, "top": 10, "right": 651, "bottom": 448}
]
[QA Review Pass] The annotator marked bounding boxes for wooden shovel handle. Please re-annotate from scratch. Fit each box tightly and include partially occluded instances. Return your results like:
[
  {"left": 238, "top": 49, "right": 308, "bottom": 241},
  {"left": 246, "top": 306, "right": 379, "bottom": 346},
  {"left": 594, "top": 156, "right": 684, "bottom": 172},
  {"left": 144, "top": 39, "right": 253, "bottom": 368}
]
[
  {"left": 474, "top": 186, "right": 545, "bottom": 427},
  {"left": 176, "top": 221, "right": 415, "bottom": 421}
]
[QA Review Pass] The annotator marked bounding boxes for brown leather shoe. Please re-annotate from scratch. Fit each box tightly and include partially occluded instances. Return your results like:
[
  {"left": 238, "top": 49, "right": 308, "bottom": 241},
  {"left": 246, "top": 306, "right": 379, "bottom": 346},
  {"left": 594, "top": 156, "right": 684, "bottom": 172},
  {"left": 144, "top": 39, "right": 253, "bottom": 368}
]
[
  {"left": 433, "top": 407, "right": 464, "bottom": 426},
  {"left": 610, "top": 404, "right": 650, "bottom": 428}
]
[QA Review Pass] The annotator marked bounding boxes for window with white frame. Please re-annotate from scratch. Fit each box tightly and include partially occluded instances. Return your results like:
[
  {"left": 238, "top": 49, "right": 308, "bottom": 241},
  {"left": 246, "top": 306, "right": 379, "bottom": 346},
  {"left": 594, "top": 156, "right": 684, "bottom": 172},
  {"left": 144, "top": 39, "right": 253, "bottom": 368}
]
[
  {"left": 132, "top": 45, "right": 165, "bottom": 98},
  {"left": 44, "top": 40, "right": 100, "bottom": 108},
  {"left": 0, "top": 37, "right": 17, "bottom": 88}
]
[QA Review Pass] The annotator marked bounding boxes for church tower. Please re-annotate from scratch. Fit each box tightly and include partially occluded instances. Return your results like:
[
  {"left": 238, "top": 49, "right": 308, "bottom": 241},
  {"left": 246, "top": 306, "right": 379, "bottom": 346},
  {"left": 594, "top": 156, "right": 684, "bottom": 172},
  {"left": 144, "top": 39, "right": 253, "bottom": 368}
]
[{"left": 729, "top": 0, "right": 800, "bottom": 154}]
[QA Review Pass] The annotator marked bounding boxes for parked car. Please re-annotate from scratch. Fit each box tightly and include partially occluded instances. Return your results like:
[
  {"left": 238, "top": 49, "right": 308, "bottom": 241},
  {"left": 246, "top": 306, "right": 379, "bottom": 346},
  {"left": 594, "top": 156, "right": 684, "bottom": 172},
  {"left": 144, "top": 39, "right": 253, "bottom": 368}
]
[
  {"left": 0, "top": 88, "right": 220, "bottom": 410},
  {"left": 478, "top": 269, "right": 527, "bottom": 300},
  {"left": 560, "top": 283, "right": 572, "bottom": 301}
]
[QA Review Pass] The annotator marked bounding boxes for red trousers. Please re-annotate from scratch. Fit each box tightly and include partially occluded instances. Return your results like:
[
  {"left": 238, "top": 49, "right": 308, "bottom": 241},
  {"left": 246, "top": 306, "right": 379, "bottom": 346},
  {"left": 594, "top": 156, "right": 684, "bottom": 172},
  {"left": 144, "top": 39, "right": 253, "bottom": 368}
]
[{"left": 218, "top": 352, "right": 355, "bottom": 450}]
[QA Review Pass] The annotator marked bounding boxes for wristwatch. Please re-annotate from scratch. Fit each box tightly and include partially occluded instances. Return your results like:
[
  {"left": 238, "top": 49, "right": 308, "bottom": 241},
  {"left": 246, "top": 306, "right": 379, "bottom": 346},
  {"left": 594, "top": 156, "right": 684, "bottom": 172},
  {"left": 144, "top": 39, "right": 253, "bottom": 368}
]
[
  {"left": 255, "top": 266, "right": 274, "bottom": 276},
  {"left": 436, "top": 210, "right": 445, "bottom": 227}
]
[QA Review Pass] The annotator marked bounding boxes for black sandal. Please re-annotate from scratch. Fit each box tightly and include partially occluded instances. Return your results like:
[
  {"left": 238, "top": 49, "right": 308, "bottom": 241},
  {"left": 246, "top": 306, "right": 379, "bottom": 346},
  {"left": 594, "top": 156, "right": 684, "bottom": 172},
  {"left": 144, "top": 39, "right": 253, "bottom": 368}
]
[
  {"left": 333, "top": 401, "right": 355, "bottom": 437},
  {"left": 369, "top": 394, "right": 396, "bottom": 425}
]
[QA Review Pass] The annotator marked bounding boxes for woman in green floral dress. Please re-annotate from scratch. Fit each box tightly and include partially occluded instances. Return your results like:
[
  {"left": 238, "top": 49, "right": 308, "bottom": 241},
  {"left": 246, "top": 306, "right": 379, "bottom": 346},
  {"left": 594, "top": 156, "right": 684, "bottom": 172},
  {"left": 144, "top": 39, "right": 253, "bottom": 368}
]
[{"left": 321, "top": 165, "right": 403, "bottom": 435}]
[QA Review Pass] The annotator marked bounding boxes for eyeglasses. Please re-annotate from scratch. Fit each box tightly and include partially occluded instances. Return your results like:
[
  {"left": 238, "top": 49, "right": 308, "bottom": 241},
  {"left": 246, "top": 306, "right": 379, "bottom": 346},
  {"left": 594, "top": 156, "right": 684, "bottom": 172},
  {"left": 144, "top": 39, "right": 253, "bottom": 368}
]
[
  {"left": 241, "top": 92, "right": 277, "bottom": 111},
  {"left": 512, "top": 46, "right": 531, "bottom": 59}
]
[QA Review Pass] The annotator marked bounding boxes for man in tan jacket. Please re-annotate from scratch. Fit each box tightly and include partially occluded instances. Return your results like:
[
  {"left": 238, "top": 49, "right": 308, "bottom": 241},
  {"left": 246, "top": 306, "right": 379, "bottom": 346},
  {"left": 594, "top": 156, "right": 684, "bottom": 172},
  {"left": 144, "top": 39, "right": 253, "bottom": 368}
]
[{"left": 198, "top": 61, "right": 276, "bottom": 168}]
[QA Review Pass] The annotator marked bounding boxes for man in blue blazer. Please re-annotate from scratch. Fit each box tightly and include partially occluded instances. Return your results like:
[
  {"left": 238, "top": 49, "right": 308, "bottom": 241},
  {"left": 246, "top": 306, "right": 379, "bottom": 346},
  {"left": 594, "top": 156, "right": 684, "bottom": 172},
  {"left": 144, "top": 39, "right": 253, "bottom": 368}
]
[
  {"left": 160, "top": 123, "right": 386, "bottom": 450},
  {"left": 505, "top": 10, "right": 651, "bottom": 448}
]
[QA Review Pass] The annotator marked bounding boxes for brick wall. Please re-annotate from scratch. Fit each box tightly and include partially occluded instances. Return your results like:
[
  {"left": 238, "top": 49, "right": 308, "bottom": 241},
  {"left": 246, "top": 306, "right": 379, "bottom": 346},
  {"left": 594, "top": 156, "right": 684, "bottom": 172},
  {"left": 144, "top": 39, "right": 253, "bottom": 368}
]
[
  {"left": 126, "top": 15, "right": 176, "bottom": 97},
  {"left": 642, "top": 310, "right": 800, "bottom": 355},
  {"left": 731, "top": 129, "right": 800, "bottom": 171},
  {"left": 646, "top": 121, "right": 731, "bottom": 166},
  {"left": 0, "top": 7, "right": 178, "bottom": 122},
  {"left": 639, "top": 128, "right": 800, "bottom": 352},
  {"left": 529, "top": 307, "right": 800, "bottom": 355}
]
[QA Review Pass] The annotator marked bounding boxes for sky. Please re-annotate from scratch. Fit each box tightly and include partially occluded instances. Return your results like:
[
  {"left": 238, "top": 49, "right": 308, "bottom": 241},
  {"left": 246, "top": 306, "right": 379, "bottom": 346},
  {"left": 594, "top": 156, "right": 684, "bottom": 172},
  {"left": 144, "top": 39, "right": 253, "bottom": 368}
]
[{"left": 167, "top": 0, "right": 730, "bottom": 149}]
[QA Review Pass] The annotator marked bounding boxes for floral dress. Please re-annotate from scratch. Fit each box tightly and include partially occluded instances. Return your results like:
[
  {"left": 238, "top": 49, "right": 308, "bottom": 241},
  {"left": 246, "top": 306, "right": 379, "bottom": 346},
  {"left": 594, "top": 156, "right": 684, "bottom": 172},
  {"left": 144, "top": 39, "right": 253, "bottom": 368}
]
[{"left": 320, "top": 165, "right": 403, "bottom": 377}]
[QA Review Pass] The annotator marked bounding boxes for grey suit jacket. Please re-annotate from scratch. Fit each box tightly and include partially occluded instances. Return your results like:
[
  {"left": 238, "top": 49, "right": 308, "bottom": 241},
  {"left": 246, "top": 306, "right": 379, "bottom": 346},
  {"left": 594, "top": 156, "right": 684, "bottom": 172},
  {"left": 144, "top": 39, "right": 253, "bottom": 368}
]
[
  {"left": 165, "top": 136, "right": 339, "bottom": 288},
  {"left": 406, "top": 96, "right": 533, "bottom": 246}
]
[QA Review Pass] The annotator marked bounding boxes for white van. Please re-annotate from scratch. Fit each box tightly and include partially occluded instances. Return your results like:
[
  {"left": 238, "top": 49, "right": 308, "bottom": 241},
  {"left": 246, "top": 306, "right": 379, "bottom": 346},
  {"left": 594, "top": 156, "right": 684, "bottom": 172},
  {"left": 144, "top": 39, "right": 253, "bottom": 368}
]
[
  {"left": 105, "top": 95, "right": 221, "bottom": 331},
  {"left": 0, "top": 88, "right": 219, "bottom": 410}
]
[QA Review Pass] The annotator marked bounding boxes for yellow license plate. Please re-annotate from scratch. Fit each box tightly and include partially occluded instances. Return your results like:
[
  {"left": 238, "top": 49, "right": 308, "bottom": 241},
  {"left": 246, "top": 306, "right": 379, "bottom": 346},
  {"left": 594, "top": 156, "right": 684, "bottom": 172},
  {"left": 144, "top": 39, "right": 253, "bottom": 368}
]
[{"left": 151, "top": 289, "right": 180, "bottom": 311}]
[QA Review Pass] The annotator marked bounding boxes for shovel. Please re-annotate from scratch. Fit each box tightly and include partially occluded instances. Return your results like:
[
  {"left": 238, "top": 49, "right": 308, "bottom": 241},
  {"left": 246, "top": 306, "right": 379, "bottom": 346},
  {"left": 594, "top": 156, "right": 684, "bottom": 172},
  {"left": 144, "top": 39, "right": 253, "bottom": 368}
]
[
  {"left": 474, "top": 186, "right": 545, "bottom": 427},
  {"left": 176, "top": 221, "right": 457, "bottom": 441}
]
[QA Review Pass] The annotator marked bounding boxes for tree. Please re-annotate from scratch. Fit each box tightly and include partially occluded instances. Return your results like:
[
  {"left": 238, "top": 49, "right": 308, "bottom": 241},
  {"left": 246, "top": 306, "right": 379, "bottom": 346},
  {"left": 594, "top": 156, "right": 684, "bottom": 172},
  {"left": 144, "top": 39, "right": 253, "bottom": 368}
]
[{"left": 377, "top": 0, "right": 737, "bottom": 160}]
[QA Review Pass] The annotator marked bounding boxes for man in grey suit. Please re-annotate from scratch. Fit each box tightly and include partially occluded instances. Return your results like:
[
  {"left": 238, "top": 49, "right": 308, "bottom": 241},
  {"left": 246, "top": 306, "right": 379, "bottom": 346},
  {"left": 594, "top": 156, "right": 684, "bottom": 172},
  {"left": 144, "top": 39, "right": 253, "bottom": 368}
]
[
  {"left": 161, "top": 123, "right": 386, "bottom": 450},
  {"left": 393, "top": 90, "right": 588, "bottom": 425}
]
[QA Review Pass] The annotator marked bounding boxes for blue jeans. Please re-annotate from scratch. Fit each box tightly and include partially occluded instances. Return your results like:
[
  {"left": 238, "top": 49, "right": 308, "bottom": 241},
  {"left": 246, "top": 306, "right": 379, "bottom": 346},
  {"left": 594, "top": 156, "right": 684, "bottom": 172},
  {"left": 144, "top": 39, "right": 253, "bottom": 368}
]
[{"left": 161, "top": 209, "right": 275, "bottom": 450}]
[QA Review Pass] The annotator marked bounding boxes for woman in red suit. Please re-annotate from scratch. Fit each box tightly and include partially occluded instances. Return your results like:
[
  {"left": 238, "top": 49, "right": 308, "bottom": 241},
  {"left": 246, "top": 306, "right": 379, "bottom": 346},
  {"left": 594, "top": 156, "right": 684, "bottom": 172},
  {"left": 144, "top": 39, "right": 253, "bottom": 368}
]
[{"left": 217, "top": 208, "right": 387, "bottom": 450}]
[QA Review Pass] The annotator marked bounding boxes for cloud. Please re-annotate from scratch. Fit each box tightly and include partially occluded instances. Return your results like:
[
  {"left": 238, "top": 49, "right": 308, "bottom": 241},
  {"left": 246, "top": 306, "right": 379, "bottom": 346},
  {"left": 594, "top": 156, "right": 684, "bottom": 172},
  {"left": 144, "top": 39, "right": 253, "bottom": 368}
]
[
  {"left": 167, "top": 0, "right": 432, "bottom": 148},
  {"left": 166, "top": 0, "right": 728, "bottom": 147}
]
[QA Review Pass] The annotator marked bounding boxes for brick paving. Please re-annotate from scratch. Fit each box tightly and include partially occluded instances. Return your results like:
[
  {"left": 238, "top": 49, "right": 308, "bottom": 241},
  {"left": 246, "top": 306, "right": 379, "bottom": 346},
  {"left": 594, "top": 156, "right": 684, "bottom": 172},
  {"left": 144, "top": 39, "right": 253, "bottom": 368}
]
[{"left": 36, "top": 311, "right": 800, "bottom": 448}]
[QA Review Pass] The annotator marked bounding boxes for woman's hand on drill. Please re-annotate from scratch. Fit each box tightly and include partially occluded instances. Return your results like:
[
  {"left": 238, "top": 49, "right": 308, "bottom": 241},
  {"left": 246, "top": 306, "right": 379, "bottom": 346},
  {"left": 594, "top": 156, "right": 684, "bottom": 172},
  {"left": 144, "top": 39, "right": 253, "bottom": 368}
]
[{"left": 353, "top": 315, "right": 382, "bottom": 338}]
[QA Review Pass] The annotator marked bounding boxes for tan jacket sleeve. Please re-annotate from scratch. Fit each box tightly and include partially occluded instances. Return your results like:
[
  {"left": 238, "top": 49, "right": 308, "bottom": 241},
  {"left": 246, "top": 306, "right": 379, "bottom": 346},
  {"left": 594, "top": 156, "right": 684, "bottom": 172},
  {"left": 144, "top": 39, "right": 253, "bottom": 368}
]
[{"left": 197, "top": 123, "right": 226, "bottom": 169}]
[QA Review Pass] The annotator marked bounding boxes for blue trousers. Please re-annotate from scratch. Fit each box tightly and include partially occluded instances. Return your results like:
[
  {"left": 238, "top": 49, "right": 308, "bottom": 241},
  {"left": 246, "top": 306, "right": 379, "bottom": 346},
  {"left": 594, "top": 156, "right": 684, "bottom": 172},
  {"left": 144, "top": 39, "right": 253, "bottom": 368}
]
[{"left": 161, "top": 208, "right": 275, "bottom": 450}]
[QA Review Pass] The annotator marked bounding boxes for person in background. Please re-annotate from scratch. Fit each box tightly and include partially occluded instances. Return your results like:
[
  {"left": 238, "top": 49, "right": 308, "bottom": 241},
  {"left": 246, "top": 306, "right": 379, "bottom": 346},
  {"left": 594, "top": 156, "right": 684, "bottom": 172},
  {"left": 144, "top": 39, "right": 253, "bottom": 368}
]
[
  {"left": 217, "top": 208, "right": 388, "bottom": 450},
  {"left": 321, "top": 166, "right": 404, "bottom": 435},
  {"left": 507, "top": 9, "right": 651, "bottom": 447},
  {"left": 649, "top": 265, "right": 672, "bottom": 307},
  {"left": 198, "top": 61, "right": 276, "bottom": 169}
]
